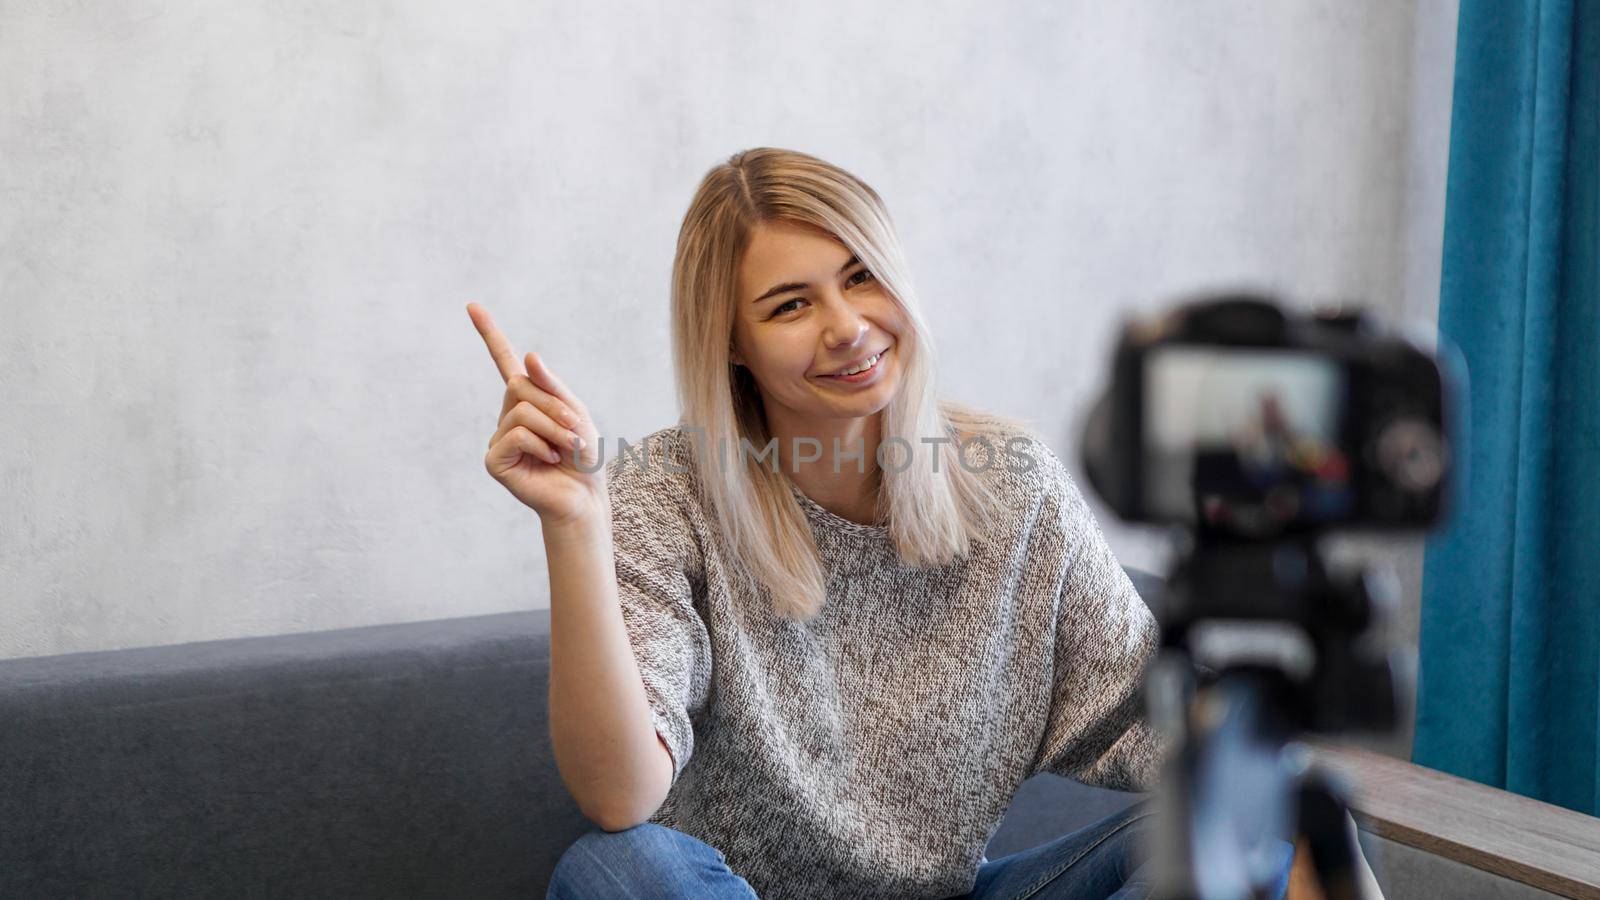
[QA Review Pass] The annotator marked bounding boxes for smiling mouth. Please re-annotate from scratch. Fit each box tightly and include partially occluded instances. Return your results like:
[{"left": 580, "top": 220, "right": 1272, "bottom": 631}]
[{"left": 818, "top": 345, "right": 891, "bottom": 378}]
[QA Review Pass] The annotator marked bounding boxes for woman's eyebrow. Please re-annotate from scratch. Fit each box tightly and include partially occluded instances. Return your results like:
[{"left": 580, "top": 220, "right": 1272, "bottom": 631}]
[{"left": 752, "top": 255, "right": 860, "bottom": 304}]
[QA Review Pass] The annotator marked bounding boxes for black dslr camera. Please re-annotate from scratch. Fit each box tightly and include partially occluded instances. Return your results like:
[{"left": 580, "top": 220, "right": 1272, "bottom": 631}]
[{"left": 1081, "top": 293, "right": 1462, "bottom": 899}]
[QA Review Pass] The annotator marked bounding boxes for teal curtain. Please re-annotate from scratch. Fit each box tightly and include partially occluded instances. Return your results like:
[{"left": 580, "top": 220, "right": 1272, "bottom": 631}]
[{"left": 1414, "top": 0, "right": 1599, "bottom": 815}]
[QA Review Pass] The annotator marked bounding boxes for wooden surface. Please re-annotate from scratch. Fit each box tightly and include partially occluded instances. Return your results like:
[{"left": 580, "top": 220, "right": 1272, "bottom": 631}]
[{"left": 1311, "top": 744, "right": 1600, "bottom": 899}]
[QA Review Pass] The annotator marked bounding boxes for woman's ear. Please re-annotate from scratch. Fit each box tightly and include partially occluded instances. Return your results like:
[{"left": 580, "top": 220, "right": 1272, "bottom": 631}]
[{"left": 729, "top": 344, "right": 744, "bottom": 367}]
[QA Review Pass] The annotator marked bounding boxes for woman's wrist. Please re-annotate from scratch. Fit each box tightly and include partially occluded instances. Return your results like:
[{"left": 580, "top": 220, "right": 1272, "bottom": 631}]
[{"left": 540, "top": 498, "right": 611, "bottom": 549}]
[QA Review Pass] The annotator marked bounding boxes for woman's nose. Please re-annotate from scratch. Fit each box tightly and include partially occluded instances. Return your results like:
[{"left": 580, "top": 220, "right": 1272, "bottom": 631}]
[
  {"left": 820, "top": 299, "right": 869, "bottom": 348},
  {"left": 824, "top": 321, "right": 868, "bottom": 349}
]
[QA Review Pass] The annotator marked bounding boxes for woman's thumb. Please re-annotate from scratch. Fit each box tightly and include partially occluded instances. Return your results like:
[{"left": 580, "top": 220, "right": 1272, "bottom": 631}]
[
  {"left": 525, "top": 351, "right": 551, "bottom": 386},
  {"left": 524, "top": 350, "right": 575, "bottom": 404}
]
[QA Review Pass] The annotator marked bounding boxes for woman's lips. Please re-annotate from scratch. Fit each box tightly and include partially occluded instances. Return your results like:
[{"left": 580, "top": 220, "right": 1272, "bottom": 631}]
[{"left": 817, "top": 344, "right": 891, "bottom": 381}]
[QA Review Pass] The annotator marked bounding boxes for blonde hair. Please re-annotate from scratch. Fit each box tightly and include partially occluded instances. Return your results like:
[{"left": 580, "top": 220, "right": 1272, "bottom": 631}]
[{"left": 670, "top": 147, "right": 1046, "bottom": 621}]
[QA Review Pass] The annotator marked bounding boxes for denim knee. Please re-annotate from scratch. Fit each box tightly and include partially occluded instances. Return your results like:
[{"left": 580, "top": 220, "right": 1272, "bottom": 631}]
[
  {"left": 548, "top": 822, "right": 730, "bottom": 899},
  {"left": 551, "top": 824, "right": 665, "bottom": 895}
]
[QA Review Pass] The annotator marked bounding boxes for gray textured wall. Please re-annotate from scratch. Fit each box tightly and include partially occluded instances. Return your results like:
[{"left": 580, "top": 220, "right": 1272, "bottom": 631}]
[{"left": 2, "top": 0, "right": 1456, "bottom": 666}]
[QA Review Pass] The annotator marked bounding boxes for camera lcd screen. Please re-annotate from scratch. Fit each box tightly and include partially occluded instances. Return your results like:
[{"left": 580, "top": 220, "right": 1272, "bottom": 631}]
[{"left": 1142, "top": 346, "right": 1355, "bottom": 530}]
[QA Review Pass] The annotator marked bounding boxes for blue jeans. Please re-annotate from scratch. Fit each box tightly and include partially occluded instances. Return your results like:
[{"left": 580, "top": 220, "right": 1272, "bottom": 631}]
[{"left": 547, "top": 801, "right": 1293, "bottom": 899}]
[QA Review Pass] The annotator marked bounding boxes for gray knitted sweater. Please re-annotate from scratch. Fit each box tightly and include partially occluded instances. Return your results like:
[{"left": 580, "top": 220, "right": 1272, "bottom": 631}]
[{"left": 603, "top": 424, "right": 1166, "bottom": 899}]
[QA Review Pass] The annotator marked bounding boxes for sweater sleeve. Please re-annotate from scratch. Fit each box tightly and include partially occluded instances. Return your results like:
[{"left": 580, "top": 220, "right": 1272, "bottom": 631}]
[
  {"left": 606, "top": 453, "right": 713, "bottom": 787},
  {"left": 1027, "top": 462, "right": 1169, "bottom": 793}
]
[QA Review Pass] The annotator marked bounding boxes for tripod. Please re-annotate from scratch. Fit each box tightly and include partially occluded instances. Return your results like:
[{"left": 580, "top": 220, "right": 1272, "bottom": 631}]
[{"left": 1142, "top": 537, "right": 1400, "bottom": 900}]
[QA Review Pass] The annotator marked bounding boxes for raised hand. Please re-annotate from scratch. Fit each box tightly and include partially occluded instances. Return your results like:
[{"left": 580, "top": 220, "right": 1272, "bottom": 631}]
[{"left": 468, "top": 302, "right": 606, "bottom": 527}]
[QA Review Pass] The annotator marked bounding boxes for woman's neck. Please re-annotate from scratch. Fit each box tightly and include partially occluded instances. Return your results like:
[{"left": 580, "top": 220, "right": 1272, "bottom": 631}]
[
  {"left": 767, "top": 413, "right": 885, "bottom": 526},
  {"left": 789, "top": 464, "right": 883, "bottom": 526}
]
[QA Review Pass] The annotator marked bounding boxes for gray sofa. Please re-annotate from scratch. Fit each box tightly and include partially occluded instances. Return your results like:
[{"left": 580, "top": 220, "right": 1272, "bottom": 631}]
[{"left": 0, "top": 570, "right": 1164, "bottom": 898}]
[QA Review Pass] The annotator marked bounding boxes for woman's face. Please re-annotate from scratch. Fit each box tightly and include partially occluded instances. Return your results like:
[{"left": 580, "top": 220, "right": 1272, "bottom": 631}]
[{"left": 730, "top": 219, "right": 905, "bottom": 428}]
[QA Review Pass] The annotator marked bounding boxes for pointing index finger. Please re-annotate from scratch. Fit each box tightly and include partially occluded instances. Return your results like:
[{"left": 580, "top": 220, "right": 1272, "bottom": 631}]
[{"left": 466, "top": 302, "right": 527, "bottom": 385}]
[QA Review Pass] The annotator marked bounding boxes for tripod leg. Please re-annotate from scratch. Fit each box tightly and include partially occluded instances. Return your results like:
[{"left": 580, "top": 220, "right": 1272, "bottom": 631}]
[{"left": 1295, "top": 778, "right": 1366, "bottom": 900}]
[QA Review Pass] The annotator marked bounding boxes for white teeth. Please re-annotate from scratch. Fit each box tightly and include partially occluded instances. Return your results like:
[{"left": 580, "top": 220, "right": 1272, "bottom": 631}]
[{"left": 834, "top": 352, "right": 880, "bottom": 377}]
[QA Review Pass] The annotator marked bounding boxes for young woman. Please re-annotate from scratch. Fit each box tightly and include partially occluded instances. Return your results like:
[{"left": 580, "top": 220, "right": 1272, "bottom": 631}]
[{"left": 469, "top": 148, "right": 1297, "bottom": 899}]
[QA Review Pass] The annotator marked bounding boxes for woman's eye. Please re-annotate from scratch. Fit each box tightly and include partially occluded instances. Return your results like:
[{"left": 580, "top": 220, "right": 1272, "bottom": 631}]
[{"left": 769, "top": 271, "right": 874, "bottom": 319}]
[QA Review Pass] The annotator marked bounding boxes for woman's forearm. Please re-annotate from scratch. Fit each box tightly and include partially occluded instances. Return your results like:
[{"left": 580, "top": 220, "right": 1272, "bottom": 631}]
[{"left": 543, "top": 509, "right": 673, "bottom": 830}]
